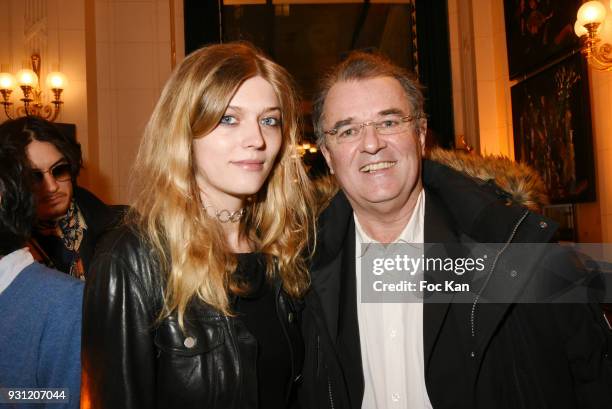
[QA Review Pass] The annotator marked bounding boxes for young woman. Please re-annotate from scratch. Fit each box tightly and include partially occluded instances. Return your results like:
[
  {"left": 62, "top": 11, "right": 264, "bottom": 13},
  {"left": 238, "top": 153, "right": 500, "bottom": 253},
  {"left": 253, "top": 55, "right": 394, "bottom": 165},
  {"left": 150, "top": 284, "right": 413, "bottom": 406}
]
[{"left": 82, "top": 43, "right": 316, "bottom": 409}]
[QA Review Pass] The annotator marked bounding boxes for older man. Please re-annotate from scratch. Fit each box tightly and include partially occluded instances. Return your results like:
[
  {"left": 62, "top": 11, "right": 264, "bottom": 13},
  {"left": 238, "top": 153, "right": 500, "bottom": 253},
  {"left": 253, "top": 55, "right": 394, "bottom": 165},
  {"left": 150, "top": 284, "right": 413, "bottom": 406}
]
[{"left": 300, "top": 51, "right": 612, "bottom": 409}]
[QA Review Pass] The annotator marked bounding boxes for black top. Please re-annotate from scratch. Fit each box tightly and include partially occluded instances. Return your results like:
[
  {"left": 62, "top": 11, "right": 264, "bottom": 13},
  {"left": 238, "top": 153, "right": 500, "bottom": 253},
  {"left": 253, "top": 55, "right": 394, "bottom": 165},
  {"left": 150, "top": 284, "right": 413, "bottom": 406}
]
[{"left": 233, "top": 253, "right": 293, "bottom": 409}]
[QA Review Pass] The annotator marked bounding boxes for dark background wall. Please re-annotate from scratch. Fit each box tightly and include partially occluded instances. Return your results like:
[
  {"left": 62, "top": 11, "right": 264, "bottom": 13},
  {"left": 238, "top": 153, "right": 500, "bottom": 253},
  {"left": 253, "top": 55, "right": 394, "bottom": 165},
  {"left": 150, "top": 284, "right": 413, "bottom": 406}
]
[{"left": 183, "top": 0, "right": 454, "bottom": 149}]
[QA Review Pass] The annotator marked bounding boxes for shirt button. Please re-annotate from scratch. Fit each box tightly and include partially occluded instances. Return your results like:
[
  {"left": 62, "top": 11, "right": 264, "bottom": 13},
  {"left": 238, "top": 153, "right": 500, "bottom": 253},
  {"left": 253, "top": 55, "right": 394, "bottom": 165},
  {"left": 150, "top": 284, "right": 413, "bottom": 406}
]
[
  {"left": 539, "top": 221, "right": 548, "bottom": 229},
  {"left": 391, "top": 393, "right": 400, "bottom": 402},
  {"left": 390, "top": 329, "right": 397, "bottom": 338}
]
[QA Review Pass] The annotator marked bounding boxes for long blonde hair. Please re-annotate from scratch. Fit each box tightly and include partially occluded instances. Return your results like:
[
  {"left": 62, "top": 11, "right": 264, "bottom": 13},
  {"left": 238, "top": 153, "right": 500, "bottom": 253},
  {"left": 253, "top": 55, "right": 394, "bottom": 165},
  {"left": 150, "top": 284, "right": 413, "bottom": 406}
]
[{"left": 130, "top": 42, "right": 316, "bottom": 325}]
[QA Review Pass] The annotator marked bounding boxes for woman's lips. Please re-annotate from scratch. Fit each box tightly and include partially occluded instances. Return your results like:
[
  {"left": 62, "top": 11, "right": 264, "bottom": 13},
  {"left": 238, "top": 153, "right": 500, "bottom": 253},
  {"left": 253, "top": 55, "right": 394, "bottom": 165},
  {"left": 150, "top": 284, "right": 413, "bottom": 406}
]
[{"left": 231, "top": 160, "right": 265, "bottom": 171}]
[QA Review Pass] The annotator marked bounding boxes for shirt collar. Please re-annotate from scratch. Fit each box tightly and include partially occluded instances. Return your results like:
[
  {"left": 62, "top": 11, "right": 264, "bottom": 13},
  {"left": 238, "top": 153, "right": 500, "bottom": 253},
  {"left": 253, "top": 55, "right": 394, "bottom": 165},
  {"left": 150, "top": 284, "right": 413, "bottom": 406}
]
[
  {"left": 355, "top": 189, "right": 425, "bottom": 244},
  {"left": 0, "top": 248, "right": 34, "bottom": 295}
]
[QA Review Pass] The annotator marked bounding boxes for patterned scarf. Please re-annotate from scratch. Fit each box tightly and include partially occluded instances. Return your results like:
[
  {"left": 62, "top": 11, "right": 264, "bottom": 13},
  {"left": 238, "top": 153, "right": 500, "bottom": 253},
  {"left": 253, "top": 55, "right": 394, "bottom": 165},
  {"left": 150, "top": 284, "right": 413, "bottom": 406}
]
[{"left": 36, "top": 199, "right": 87, "bottom": 280}]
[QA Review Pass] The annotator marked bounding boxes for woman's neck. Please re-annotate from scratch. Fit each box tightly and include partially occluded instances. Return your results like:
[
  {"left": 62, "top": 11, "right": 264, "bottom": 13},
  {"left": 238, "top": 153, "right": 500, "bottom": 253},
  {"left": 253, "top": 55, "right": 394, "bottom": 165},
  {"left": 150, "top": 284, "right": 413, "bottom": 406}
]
[
  {"left": 224, "top": 225, "right": 252, "bottom": 253},
  {"left": 198, "top": 189, "right": 250, "bottom": 253}
]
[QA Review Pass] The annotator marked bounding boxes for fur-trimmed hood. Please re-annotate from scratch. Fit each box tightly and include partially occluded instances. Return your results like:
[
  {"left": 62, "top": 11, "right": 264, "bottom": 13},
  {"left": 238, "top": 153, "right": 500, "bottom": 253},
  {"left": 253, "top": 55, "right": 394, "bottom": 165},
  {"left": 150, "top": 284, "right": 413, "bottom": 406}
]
[
  {"left": 314, "top": 147, "right": 548, "bottom": 213},
  {"left": 426, "top": 147, "right": 548, "bottom": 212}
]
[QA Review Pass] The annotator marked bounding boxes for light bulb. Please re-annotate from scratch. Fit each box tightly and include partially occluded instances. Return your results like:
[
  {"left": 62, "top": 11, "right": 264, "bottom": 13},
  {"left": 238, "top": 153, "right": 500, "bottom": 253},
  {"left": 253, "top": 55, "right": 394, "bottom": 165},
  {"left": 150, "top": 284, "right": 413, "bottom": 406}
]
[
  {"left": 16, "top": 69, "right": 38, "bottom": 87},
  {"left": 575, "top": 20, "right": 588, "bottom": 37},
  {"left": 577, "top": 1, "right": 607, "bottom": 26},
  {"left": 0, "top": 72, "right": 16, "bottom": 90},
  {"left": 46, "top": 72, "right": 67, "bottom": 89}
]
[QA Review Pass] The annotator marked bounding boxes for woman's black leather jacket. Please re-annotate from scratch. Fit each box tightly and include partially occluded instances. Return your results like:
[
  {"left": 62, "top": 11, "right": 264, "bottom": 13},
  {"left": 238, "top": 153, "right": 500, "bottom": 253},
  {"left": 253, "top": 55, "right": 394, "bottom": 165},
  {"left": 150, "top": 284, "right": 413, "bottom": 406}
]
[{"left": 82, "top": 226, "right": 304, "bottom": 409}]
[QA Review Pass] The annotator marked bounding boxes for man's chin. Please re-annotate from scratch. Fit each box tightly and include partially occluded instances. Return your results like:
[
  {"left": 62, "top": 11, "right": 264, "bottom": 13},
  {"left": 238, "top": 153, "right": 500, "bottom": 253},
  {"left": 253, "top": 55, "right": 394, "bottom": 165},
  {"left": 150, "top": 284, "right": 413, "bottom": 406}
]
[
  {"left": 349, "top": 195, "right": 401, "bottom": 212},
  {"left": 360, "top": 188, "right": 402, "bottom": 204},
  {"left": 38, "top": 206, "right": 70, "bottom": 222}
]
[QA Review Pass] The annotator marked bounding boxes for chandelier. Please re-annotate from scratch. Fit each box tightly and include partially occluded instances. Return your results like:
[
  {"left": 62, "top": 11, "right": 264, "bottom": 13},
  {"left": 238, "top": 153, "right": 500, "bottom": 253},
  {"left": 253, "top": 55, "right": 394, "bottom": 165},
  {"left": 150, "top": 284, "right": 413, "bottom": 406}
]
[
  {"left": 0, "top": 54, "right": 67, "bottom": 122},
  {"left": 574, "top": 1, "right": 612, "bottom": 71}
]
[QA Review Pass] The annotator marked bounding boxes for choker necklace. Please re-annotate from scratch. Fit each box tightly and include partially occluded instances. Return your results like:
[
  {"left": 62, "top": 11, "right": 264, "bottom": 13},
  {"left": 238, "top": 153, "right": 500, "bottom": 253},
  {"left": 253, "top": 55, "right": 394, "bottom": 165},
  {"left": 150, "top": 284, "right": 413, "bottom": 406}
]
[{"left": 203, "top": 204, "right": 245, "bottom": 223}]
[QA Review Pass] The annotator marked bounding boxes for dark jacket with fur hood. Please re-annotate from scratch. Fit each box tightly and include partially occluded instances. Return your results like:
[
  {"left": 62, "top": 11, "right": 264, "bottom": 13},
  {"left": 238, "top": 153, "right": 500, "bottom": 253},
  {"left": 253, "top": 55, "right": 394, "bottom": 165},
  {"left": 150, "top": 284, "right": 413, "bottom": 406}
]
[{"left": 299, "top": 149, "right": 612, "bottom": 409}]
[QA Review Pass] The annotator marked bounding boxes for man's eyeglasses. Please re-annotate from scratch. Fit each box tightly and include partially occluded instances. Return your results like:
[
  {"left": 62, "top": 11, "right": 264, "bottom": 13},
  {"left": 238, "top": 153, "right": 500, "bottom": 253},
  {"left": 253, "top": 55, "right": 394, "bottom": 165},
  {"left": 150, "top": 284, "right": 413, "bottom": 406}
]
[
  {"left": 323, "top": 115, "right": 419, "bottom": 144},
  {"left": 31, "top": 162, "right": 72, "bottom": 184}
]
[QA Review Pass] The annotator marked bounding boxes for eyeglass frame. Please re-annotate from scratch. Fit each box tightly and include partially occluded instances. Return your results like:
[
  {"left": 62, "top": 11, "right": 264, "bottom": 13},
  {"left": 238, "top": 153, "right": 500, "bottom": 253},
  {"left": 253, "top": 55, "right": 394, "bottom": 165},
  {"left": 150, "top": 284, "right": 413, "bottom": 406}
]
[
  {"left": 31, "top": 161, "right": 73, "bottom": 185},
  {"left": 322, "top": 114, "right": 422, "bottom": 141}
]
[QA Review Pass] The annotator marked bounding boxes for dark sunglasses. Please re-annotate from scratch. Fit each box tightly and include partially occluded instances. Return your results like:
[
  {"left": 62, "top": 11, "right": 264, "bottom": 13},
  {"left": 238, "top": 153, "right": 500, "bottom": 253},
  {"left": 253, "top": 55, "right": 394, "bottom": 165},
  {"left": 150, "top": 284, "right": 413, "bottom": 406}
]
[{"left": 31, "top": 162, "right": 72, "bottom": 184}]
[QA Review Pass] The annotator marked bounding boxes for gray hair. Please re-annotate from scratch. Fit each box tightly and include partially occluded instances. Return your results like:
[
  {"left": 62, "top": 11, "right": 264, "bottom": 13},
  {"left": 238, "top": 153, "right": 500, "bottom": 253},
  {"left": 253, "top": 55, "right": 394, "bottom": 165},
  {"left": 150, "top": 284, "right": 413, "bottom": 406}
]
[{"left": 312, "top": 51, "right": 425, "bottom": 146}]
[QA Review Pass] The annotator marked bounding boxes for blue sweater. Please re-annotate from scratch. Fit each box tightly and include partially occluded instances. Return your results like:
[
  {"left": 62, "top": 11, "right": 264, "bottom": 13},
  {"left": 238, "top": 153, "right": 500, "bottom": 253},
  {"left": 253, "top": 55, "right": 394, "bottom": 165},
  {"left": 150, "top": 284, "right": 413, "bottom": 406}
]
[{"left": 0, "top": 261, "right": 83, "bottom": 409}]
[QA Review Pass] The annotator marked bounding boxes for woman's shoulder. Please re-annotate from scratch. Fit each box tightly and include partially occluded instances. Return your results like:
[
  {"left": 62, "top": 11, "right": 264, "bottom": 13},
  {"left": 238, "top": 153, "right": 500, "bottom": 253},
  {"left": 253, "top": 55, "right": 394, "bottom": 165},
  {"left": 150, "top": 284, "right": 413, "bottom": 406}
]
[
  {"left": 92, "top": 223, "right": 163, "bottom": 284},
  {"left": 94, "top": 223, "right": 149, "bottom": 260}
]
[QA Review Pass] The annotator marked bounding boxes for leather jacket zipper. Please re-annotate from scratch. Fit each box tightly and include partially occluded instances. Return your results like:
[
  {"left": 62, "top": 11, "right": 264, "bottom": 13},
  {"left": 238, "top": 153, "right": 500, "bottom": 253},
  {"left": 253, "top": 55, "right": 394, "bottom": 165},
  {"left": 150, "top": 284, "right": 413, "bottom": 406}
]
[
  {"left": 470, "top": 210, "right": 530, "bottom": 339},
  {"left": 315, "top": 335, "right": 335, "bottom": 409},
  {"left": 328, "top": 376, "right": 335, "bottom": 409}
]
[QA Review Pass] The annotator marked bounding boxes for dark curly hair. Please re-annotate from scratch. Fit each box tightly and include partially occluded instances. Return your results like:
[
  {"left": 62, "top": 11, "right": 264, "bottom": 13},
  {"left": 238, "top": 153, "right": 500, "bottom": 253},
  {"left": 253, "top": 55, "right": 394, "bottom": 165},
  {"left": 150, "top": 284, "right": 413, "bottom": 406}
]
[
  {"left": 0, "top": 116, "right": 82, "bottom": 181},
  {"left": 0, "top": 124, "right": 35, "bottom": 255}
]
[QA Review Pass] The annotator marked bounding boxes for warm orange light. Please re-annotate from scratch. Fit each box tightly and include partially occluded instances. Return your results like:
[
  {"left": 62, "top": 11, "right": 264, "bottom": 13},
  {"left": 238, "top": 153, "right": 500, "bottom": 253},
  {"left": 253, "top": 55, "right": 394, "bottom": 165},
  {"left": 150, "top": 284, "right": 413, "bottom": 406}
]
[
  {"left": 0, "top": 55, "right": 68, "bottom": 121},
  {"left": 0, "top": 72, "right": 15, "bottom": 90},
  {"left": 577, "top": 1, "right": 607, "bottom": 26},
  {"left": 16, "top": 69, "right": 38, "bottom": 87},
  {"left": 46, "top": 72, "right": 67, "bottom": 89},
  {"left": 597, "top": 13, "right": 612, "bottom": 43},
  {"left": 575, "top": 20, "right": 588, "bottom": 37}
]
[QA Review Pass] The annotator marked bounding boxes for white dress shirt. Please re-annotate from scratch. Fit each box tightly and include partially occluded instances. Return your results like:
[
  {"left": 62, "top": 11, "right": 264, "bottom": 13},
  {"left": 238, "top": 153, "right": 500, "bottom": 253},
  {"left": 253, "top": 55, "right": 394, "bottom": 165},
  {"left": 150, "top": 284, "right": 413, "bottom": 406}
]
[{"left": 355, "top": 189, "right": 433, "bottom": 409}]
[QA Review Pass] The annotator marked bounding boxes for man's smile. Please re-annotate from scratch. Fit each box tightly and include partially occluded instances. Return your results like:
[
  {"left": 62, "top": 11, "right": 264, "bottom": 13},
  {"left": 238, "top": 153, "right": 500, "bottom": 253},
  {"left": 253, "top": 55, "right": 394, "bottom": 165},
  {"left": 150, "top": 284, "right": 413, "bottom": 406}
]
[{"left": 359, "top": 161, "right": 397, "bottom": 173}]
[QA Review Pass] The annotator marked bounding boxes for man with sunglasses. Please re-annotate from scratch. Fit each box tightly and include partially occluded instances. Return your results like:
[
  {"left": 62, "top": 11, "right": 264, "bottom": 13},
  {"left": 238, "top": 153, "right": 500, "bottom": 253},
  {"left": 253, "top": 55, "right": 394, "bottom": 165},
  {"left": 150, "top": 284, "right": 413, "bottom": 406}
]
[
  {"left": 299, "top": 51, "right": 612, "bottom": 408},
  {"left": 0, "top": 116, "right": 124, "bottom": 280},
  {"left": 0, "top": 131, "right": 82, "bottom": 408}
]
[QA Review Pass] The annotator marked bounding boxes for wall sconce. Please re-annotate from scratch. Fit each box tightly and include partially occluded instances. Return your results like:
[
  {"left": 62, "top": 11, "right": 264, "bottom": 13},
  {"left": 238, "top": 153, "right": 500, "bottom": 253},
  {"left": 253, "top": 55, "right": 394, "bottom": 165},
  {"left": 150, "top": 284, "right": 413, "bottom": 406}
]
[
  {"left": 574, "top": 1, "right": 612, "bottom": 71},
  {"left": 0, "top": 54, "right": 66, "bottom": 122}
]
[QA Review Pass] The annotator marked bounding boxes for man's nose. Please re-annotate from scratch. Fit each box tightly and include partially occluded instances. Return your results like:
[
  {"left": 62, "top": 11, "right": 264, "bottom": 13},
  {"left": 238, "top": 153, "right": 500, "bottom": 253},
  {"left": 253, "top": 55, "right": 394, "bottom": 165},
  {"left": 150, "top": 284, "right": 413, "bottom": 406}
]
[
  {"left": 41, "top": 173, "right": 60, "bottom": 193},
  {"left": 360, "top": 125, "right": 386, "bottom": 154}
]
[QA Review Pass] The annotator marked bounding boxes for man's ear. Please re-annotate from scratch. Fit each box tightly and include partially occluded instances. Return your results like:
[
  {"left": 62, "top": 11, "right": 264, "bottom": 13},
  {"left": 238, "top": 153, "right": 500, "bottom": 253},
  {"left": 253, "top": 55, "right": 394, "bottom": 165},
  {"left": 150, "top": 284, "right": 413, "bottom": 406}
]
[
  {"left": 418, "top": 119, "right": 427, "bottom": 157},
  {"left": 320, "top": 143, "right": 334, "bottom": 175}
]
